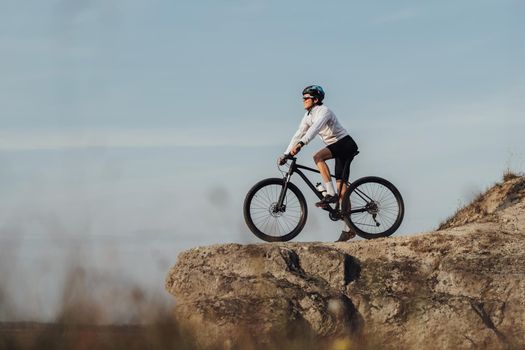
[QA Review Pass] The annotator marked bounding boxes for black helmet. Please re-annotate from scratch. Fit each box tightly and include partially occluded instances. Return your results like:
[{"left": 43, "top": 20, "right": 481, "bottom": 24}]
[{"left": 302, "top": 85, "right": 325, "bottom": 102}]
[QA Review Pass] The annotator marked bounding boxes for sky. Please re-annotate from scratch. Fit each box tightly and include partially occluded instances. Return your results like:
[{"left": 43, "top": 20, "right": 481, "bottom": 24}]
[{"left": 0, "top": 0, "right": 524, "bottom": 322}]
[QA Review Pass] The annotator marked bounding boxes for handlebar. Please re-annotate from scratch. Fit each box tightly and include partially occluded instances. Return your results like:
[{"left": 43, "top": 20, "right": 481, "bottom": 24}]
[
  {"left": 283, "top": 154, "right": 297, "bottom": 164},
  {"left": 278, "top": 154, "right": 296, "bottom": 167}
]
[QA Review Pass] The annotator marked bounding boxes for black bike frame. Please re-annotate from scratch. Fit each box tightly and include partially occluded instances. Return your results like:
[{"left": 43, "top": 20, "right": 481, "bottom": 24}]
[{"left": 277, "top": 157, "right": 370, "bottom": 216}]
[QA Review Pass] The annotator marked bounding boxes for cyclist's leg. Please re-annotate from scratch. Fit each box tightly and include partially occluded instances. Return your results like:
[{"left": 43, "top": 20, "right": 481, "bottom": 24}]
[
  {"left": 335, "top": 156, "right": 352, "bottom": 199},
  {"left": 313, "top": 148, "right": 334, "bottom": 184},
  {"left": 313, "top": 148, "right": 338, "bottom": 200},
  {"left": 337, "top": 180, "right": 348, "bottom": 199},
  {"left": 337, "top": 157, "right": 356, "bottom": 237}
]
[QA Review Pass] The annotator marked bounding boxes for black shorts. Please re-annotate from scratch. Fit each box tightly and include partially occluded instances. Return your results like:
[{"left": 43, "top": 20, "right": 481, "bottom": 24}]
[{"left": 326, "top": 135, "right": 358, "bottom": 182}]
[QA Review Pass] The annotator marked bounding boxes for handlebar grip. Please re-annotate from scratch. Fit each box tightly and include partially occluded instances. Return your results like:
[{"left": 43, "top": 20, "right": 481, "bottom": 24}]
[{"left": 279, "top": 154, "right": 296, "bottom": 166}]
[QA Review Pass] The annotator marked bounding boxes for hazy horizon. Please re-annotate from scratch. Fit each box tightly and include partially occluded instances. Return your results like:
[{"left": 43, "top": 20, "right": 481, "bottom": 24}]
[{"left": 1, "top": 0, "right": 523, "bottom": 322}]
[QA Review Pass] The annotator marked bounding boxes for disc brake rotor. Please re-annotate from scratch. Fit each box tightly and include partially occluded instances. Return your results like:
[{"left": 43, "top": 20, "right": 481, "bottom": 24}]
[{"left": 269, "top": 203, "right": 284, "bottom": 217}]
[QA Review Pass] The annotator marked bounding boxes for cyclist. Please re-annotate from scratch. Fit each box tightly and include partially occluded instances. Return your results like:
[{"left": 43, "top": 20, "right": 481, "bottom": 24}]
[{"left": 278, "top": 85, "right": 359, "bottom": 242}]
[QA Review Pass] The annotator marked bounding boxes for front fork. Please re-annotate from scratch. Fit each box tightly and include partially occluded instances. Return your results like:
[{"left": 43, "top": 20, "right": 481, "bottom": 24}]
[{"left": 276, "top": 172, "right": 292, "bottom": 211}]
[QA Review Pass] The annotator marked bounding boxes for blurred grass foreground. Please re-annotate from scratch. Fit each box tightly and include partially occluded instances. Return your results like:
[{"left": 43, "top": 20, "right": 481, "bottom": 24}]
[
  {"left": 0, "top": 321, "right": 362, "bottom": 350},
  {"left": 0, "top": 264, "right": 364, "bottom": 350}
]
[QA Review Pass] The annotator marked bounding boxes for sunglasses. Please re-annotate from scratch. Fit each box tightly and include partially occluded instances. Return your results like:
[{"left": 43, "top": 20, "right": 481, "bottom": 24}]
[{"left": 302, "top": 96, "right": 314, "bottom": 101}]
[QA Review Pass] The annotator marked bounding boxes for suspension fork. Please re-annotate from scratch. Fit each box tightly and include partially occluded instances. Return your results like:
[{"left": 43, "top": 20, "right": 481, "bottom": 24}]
[{"left": 276, "top": 159, "right": 296, "bottom": 209}]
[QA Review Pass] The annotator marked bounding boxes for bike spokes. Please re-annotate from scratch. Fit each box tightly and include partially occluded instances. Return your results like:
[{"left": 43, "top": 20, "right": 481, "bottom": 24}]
[
  {"left": 249, "top": 183, "right": 303, "bottom": 238},
  {"left": 347, "top": 179, "right": 402, "bottom": 237}
]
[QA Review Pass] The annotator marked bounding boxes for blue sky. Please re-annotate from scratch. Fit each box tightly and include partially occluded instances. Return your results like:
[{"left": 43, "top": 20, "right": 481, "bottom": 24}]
[{"left": 0, "top": 0, "right": 524, "bottom": 321}]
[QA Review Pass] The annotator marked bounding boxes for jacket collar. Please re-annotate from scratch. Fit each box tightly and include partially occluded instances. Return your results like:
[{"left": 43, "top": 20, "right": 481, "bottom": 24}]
[{"left": 307, "top": 104, "right": 321, "bottom": 115}]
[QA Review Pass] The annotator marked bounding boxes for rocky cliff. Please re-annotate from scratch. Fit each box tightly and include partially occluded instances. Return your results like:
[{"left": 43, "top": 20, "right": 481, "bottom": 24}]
[{"left": 165, "top": 175, "right": 525, "bottom": 349}]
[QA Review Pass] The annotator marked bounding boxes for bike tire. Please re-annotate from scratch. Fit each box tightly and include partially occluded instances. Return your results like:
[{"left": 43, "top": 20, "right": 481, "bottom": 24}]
[
  {"left": 243, "top": 178, "right": 308, "bottom": 242},
  {"left": 342, "top": 176, "right": 404, "bottom": 239}
]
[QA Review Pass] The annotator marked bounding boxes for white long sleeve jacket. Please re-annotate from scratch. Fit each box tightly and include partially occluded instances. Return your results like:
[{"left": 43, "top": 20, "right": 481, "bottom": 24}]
[{"left": 284, "top": 105, "right": 348, "bottom": 154}]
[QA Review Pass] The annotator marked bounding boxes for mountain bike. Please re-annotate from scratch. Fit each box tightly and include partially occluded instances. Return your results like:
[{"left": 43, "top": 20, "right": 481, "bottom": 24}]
[{"left": 243, "top": 152, "right": 404, "bottom": 242}]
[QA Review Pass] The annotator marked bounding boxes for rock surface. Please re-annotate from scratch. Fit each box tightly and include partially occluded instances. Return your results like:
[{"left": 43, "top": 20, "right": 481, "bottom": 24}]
[{"left": 166, "top": 176, "right": 525, "bottom": 349}]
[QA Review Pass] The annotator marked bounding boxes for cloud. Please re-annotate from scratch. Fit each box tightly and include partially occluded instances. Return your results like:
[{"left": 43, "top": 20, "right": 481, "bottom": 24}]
[
  {"left": 372, "top": 8, "right": 420, "bottom": 25},
  {"left": 225, "top": 0, "right": 268, "bottom": 15},
  {"left": 0, "top": 127, "right": 283, "bottom": 151}
]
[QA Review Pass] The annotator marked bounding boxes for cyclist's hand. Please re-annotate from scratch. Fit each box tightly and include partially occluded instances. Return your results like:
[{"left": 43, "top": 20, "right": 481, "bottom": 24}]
[
  {"left": 290, "top": 143, "right": 302, "bottom": 156},
  {"left": 278, "top": 155, "right": 288, "bottom": 166}
]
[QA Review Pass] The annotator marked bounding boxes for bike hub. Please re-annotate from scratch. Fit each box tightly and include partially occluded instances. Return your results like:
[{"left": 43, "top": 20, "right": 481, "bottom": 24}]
[
  {"left": 366, "top": 201, "right": 379, "bottom": 215},
  {"left": 269, "top": 203, "right": 285, "bottom": 217}
]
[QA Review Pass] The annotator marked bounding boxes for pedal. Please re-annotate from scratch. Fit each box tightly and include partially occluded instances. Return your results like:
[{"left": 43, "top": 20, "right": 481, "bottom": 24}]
[{"left": 316, "top": 203, "right": 332, "bottom": 212}]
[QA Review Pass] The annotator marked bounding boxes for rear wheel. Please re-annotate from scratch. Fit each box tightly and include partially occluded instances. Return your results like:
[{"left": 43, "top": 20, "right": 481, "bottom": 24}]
[
  {"left": 243, "top": 178, "right": 307, "bottom": 242},
  {"left": 342, "top": 176, "right": 404, "bottom": 239}
]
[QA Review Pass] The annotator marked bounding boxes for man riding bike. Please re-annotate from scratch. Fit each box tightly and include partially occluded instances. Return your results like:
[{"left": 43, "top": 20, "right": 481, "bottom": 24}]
[{"left": 278, "top": 85, "right": 359, "bottom": 242}]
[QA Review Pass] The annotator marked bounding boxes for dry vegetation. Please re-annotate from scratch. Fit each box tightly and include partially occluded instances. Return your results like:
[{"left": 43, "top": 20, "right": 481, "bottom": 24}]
[
  {"left": 0, "top": 320, "right": 367, "bottom": 350},
  {"left": 503, "top": 168, "right": 522, "bottom": 182},
  {"left": 438, "top": 170, "right": 525, "bottom": 230},
  {"left": 0, "top": 265, "right": 362, "bottom": 350}
]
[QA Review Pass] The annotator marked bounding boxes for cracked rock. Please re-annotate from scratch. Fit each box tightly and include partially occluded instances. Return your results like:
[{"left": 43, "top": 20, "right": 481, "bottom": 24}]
[{"left": 166, "top": 176, "right": 525, "bottom": 349}]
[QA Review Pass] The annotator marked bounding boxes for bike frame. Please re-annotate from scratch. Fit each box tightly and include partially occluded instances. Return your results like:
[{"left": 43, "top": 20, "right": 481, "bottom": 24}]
[{"left": 277, "top": 157, "right": 371, "bottom": 217}]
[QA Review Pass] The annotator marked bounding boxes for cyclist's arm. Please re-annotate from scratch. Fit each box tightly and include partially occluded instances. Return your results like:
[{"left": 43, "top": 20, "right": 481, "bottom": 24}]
[
  {"left": 284, "top": 116, "right": 309, "bottom": 154},
  {"left": 299, "top": 109, "right": 330, "bottom": 146}
]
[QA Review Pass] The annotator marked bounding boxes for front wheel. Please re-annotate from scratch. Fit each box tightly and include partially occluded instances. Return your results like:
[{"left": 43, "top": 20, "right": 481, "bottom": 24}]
[
  {"left": 243, "top": 178, "right": 307, "bottom": 242},
  {"left": 342, "top": 176, "right": 404, "bottom": 239}
]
